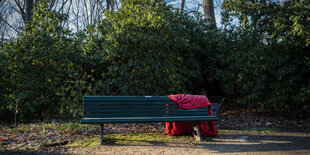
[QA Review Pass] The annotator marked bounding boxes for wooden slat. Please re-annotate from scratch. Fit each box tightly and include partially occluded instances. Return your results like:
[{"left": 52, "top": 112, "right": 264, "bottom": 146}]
[
  {"left": 84, "top": 97, "right": 171, "bottom": 102},
  {"left": 84, "top": 100, "right": 175, "bottom": 106},
  {"left": 83, "top": 112, "right": 210, "bottom": 117},
  {"left": 83, "top": 106, "right": 178, "bottom": 110},
  {"left": 83, "top": 105, "right": 175, "bottom": 108},
  {"left": 84, "top": 96, "right": 169, "bottom": 98},
  {"left": 84, "top": 106, "right": 208, "bottom": 110},
  {"left": 83, "top": 108, "right": 209, "bottom": 113},
  {"left": 81, "top": 116, "right": 219, "bottom": 123},
  {"left": 84, "top": 105, "right": 177, "bottom": 109}
]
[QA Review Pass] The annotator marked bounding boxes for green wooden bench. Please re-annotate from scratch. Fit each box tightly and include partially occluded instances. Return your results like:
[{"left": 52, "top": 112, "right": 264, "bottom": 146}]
[{"left": 80, "top": 96, "right": 219, "bottom": 144}]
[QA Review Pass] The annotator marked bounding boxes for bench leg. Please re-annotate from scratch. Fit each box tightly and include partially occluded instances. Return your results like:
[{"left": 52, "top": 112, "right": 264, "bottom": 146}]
[
  {"left": 192, "top": 122, "right": 202, "bottom": 141},
  {"left": 100, "top": 124, "right": 104, "bottom": 145}
]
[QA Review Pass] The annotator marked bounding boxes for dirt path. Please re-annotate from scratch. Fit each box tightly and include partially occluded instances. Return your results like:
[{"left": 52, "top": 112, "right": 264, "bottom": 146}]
[
  {"left": 2, "top": 131, "right": 303, "bottom": 155},
  {"left": 62, "top": 131, "right": 310, "bottom": 155},
  {"left": 1, "top": 121, "right": 310, "bottom": 154},
  {"left": 2, "top": 131, "right": 310, "bottom": 154}
]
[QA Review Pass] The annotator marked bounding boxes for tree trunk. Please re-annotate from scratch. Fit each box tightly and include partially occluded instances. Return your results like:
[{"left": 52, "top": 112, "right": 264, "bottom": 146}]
[
  {"left": 111, "top": 0, "right": 114, "bottom": 12},
  {"left": 203, "top": 0, "right": 216, "bottom": 25},
  {"left": 26, "top": 0, "right": 34, "bottom": 22},
  {"left": 106, "top": 0, "right": 111, "bottom": 11},
  {"left": 180, "top": 0, "right": 185, "bottom": 13}
]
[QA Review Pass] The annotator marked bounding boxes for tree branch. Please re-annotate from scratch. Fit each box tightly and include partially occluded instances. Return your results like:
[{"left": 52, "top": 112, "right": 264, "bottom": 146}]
[
  {"left": 14, "top": 0, "right": 26, "bottom": 22},
  {"left": 0, "top": 15, "right": 19, "bottom": 33}
]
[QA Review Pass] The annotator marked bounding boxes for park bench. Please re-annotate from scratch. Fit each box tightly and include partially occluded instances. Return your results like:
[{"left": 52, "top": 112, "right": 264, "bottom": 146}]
[{"left": 80, "top": 96, "right": 219, "bottom": 144}]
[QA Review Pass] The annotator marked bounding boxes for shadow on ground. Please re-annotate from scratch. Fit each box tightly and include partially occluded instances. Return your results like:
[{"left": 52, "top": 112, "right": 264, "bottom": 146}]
[
  {"left": 102, "top": 133, "right": 310, "bottom": 153},
  {"left": 1, "top": 132, "right": 310, "bottom": 154},
  {"left": 202, "top": 133, "right": 310, "bottom": 153}
]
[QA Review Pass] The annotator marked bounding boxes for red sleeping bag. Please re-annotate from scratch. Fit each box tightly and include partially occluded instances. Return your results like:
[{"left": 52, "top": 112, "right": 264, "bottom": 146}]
[{"left": 165, "top": 94, "right": 218, "bottom": 137}]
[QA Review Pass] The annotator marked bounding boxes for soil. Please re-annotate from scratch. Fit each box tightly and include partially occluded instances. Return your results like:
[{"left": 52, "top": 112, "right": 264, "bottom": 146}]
[
  {"left": 218, "top": 109, "right": 310, "bottom": 132},
  {"left": 3, "top": 130, "right": 310, "bottom": 155},
  {"left": 1, "top": 108, "right": 310, "bottom": 154}
]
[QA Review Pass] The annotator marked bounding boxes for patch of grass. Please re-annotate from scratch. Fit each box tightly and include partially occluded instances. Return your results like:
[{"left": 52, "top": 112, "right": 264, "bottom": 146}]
[
  {"left": 3, "top": 122, "right": 98, "bottom": 135},
  {"left": 70, "top": 135, "right": 100, "bottom": 147},
  {"left": 105, "top": 133, "right": 176, "bottom": 144},
  {"left": 1, "top": 122, "right": 102, "bottom": 152},
  {"left": 70, "top": 133, "right": 197, "bottom": 147}
]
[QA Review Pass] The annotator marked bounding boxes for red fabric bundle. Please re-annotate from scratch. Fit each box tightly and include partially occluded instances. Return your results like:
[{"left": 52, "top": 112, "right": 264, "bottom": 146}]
[{"left": 165, "top": 94, "right": 218, "bottom": 137}]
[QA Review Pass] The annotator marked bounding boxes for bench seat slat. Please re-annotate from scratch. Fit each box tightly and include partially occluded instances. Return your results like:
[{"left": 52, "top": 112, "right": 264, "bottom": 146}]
[
  {"left": 83, "top": 105, "right": 179, "bottom": 109},
  {"left": 83, "top": 105, "right": 178, "bottom": 109},
  {"left": 84, "top": 104, "right": 179, "bottom": 108},
  {"left": 84, "top": 101, "right": 176, "bottom": 105},
  {"left": 83, "top": 112, "right": 210, "bottom": 117},
  {"left": 83, "top": 108, "right": 209, "bottom": 113},
  {"left": 84, "top": 98, "right": 171, "bottom": 102},
  {"left": 85, "top": 96, "right": 169, "bottom": 98},
  {"left": 81, "top": 115, "right": 218, "bottom": 123}
]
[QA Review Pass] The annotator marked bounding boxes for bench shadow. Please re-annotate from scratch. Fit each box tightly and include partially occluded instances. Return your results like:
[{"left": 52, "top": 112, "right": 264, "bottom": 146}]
[
  {"left": 203, "top": 134, "right": 310, "bottom": 153},
  {"left": 0, "top": 150, "right": 70, "bottom": 155},
  {"left": 103, "top": 133, "right": 310, "bottom": 153}
]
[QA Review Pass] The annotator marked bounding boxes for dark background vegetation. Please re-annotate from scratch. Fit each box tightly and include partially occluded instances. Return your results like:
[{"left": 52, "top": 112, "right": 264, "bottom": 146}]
[{"left": 0, "top": 0, "right": 309, "bottom": 123}]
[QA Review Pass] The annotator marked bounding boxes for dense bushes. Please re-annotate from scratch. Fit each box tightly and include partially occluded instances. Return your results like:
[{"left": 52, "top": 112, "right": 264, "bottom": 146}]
[
  {"left": 94, "top": 0, "right": 214, "bottom": 95},
  {"left": 215, "top": 0, "right": 310, "bottom": 116},
  {"left": 0, "top": 51, "right": 10, "bottom": 121},
  {"left": 0, "top": 0, "right": 309, "bottom": 122},
  {"left": 0, "top": 0, "right": 215, "bottom": 122},
  {"left": 0, "top": 2, "right": 103, "bottom": 122}
]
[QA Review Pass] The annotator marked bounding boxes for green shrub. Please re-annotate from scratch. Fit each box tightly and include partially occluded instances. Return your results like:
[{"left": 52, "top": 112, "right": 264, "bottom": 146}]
[
  {"left": 94, "top": 0, "right": 214, "bottom": 95},
  {"left": 216, "top": 0, "right": 310, "bottom": 116},
  {"left": 0, "top": 50, "right": 12, "bottom": 121},
  {"left": 0, "top": 1, "right": 103, "bottom": 122}
]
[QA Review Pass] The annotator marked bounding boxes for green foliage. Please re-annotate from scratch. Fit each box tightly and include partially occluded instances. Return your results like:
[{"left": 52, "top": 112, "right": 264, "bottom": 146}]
[
  {"left": 216, "top": 0, "right": 310, "bottom": 116},
  {"left": 1, "top": 2, "right": 71, "bottom": 121},
  {"left": 0, "top": 1, "right": 103, "bottom": 122},
  {"left": 1, "top": 0, "right": 309, "bottom": 122},
  {"left": 0, "top": 50, "right": 12, "bottom": 120},
  {"left": 56, "top": 70, "right": 102, "bottom": 118},
  {"left": 94, "top": 0, "right": 211, "bottom": 95}
]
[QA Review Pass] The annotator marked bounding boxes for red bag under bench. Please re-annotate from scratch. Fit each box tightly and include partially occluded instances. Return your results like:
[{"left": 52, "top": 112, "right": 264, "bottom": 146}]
[{"left": 165, "top": 94, "right": 218, "bottom": 137}]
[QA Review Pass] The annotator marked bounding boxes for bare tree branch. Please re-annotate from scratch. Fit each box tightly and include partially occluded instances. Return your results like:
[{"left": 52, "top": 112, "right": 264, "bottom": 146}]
[
  {"left": 14, "top": 0, "right": 26, "bottom": 22},
  {"left": 57, "top": 0, "right": 69, "bottom": 14},
  {"left": 83, "top": 0, "right": 90, "bottom": 26},
  {"left": 0, "top": 15, "right": 19, "bottom": 33},
  {"left": 48, "top": 0, "right": 56, "bottom": 10}
]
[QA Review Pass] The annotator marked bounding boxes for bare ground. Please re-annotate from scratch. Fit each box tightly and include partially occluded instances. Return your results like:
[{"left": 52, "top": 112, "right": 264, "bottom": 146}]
[
  {"left": 1, "top": 108, "right": 310, "bottom": 154},
  {"left": 61, "top": 130, "right": 310, "bottom": 155},
  {"left": 1, "top": 122, "right": 310, "bottom": 155},
  {"left": 2, "top": 130, "right": 310, "bottom": 155}
]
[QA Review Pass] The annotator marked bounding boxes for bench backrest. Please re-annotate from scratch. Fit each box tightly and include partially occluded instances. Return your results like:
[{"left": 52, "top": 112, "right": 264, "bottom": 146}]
[{"left": 83, "top": 96, "right": 210, "bottom": 118}]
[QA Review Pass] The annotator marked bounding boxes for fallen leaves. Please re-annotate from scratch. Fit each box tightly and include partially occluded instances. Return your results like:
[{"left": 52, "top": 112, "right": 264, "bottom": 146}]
[
  {"left": 0, "top": 137, "right": 9, "bottom": 145},
  {"left": 218, "top": 113, "right": 310, "bottom": 131},
  {"left": 189, "top": 142, "right": 195, "bottom": 147},
  {"left": 0, "top": 115, "right": 309, "bottom": 153},
  {"left": 17, "top": 137, "right": 25, "bottom": 144},
  {"left": 0, "top": 125, "right": 4, "bottom": 132},
  {"left": 43, "top": 141, "right": 69, "bottom": 147},
  {"left": 0, "top": 137, "right": 9, "bottom": 141},
  {"left": 0, "top": 122, "right": 105, "bottom": 151}
]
